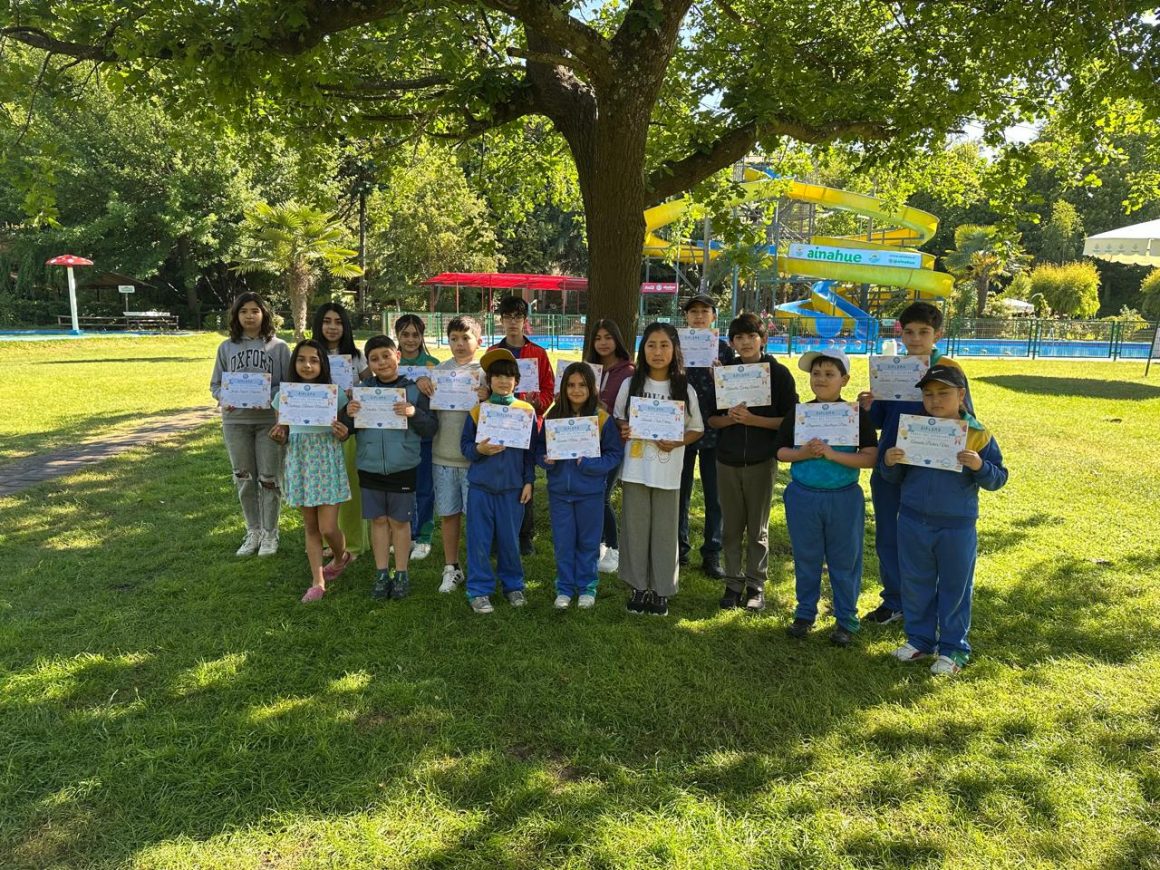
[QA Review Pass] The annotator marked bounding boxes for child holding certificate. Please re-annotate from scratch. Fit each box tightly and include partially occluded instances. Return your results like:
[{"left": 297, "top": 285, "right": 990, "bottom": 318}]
[
  {"left": 613, "top": 323, "right": 704, "bottom": 617},
  {"left": 395, "top": 314, "right": 441, "bottom": 564},
  {"left": 460, "top": 348, "right": 537, "bottom": 614},
  {"left": 881, "top": 365, "right": 1007, "bottom": 674},
  {"left": 312, "top": 302, "right": 369, "bottom": 560},
  {"left": 858, "top": 301, "right": 974, "bottom": 627},
  {"left": 537, "top": 363, "right": 625, "bottom": 609},
  {"left": 775, "top": 349, "right": 878, "bottom": 646},
  {"left": 269, "top": 340, "right": 352, "bottom": 603},
  {"left": 341, "top": 336, "right": 438, "bottom": 601},
  {"left": 210, "top": 292, "right": 291, "bottom": 558},
  {"left": 709, "top": 313, "right": 798, "bottom": 613}
]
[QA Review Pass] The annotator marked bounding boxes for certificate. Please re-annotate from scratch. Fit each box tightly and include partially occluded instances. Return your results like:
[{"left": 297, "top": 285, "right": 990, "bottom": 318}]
[
  {"left": 628, "top": 396, "right": 685, "bottom": 442},
  {"left": 678, "top": 328, "right": 719, "bottom": 368},
  {"left": 277, "top": 382, "right": 338, "bottom": 427},
  {"left": 352, "top": 386, "right": 407, "bottom": 430},
  {"left": 220, "top": 371, "right": 271, "bottom": 409},
  {"left": 869, "top": 355, "right": 929, "bottom": 401},
  {"left": 430, "top": 369, "right": 481, "bottom": 411},
  {"left": 328, "top": 354, "right": 356, "bottom": 391},
  {"left": 896, "top": 413, "right": 968, "bottom": 472},
  {"left": 544, "top": 415, "right": 601, "bottom": 460},
  {"left": 554, "top": 359, "right": 602, "bottom": 388},
  {"left": 794, "top": 402, "right": 859, "bottom": 446},
  {"left": 713, "top": 363, "right": 771, "bottom": 409},
  {"left": 516, "top": 358, "right": 540, "bottom": 394},
  {"left": 398, "top": 364, "right": 433, "bottom": 383},
  {"left": 476, "top": 402, "right": 535, "bottom": 449}
]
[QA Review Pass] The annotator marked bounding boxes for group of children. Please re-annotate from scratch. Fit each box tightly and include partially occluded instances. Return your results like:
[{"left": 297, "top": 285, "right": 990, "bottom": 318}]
[{"left": 210, "top": 293, "right": 1008, "bottom": 674}]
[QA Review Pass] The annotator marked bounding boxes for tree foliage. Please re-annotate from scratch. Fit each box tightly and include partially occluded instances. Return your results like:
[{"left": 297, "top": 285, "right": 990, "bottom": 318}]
[
  {"left": 943, "top": 225, "right": 1031, "bottom": 318},
  {"left": 1139, "top": 268, "right": 1160, "bottom": 320},
  {"left": 1029, "top": 261, "right": 1102, "bottom": 319}
]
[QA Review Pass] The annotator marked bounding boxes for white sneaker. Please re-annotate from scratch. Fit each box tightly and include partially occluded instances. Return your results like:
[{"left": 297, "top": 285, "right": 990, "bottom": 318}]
[
  {"left": 554, "top": 594, "right": 572, "bottom": 609},
  {"left": 257, "top": 530, "right": 279, "bottom": 557},
  {"left": 577, "top": 594, "right": 596, "bottom": 609},
  {"left": 410, "top": 541, "right": 432, "bottom": 561},
  {"left": 438, "top": 564, "right": 463, "bottom": 594},
  {"left": 597, "top": 547, "right": 619, "bottom": 573},
  {"left": 235, "top": 530, "right": 261, "bottom": 557},
  {"left": 930, "top": 655, "right": 964, "bottom": 675},
  {"left": 891, "top": 642, "right": 931, "bottom": 662}
]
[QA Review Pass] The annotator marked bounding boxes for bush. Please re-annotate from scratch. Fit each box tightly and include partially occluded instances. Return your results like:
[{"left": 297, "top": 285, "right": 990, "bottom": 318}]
[
  {"left": 1140, "top": 268, "right": 1160, "bottom": 319},
  {"left": 1029, "top": 261, "right": 1101, "bottom": 318}
]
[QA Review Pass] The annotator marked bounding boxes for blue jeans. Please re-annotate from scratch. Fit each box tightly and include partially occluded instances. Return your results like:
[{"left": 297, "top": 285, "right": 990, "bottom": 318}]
[
  {"left": 785, "top": 481, "right": 864, "bottom": 630},
  {"left": 678, "top": 442, "right": 723, "bottom": 560},
  {"left": 870, "top": 469, "right": 903, "bottom": 611},
  {"left": 411, "top": 439, "right": 434, "bottom": 544},
  {"left": 897, "top": 511, "right": 977, "bottom": 658},
  {"left": 601, "top": 466, "right": 620, "bottom": 549}
]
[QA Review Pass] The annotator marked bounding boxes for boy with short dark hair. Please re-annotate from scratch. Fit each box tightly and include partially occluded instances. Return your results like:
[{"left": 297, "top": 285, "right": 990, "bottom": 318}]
[
  {"left": 679, "top": 293, "right": 737, "bottom": 579},
  {"left": 881, "top": 364, "right": 1007, "bottom": 674},
  {"left": 859, "top": 301, "right": 974, "bottom": 626},
  {"left": 710, "top": 312, "right": 797, "bottom": 612},
  {"left": 491, "top": 295, "right": 553, "bottom": 556},
  {"left": 460, "top": 347, "right": 537, "bottom": 614},
  {"left": 342, "top": 335, "right": 438, "bottom": 600},
  {"left": 776, "top": 349, "right": 878, "bottom": 646}
]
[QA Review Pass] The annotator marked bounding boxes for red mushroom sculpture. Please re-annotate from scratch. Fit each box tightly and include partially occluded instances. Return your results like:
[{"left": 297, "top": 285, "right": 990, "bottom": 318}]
[{"left": 46, "top": 254, "right": 94, "bottom": 334}]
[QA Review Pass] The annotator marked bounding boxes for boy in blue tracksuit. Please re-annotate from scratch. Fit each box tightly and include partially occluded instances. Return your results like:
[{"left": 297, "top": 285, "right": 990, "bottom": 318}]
[
  {"left": 880, "top": 364, "right": 1007, "bottom": 675},
  {"left": 342, "top": 335, "right": 438, "bottom": 600},
  {"left": 460, "top": 348, "right": 537, "bottom": 614},
  {"left": 776, "top": 349, "right": 878, "bottom": 647},
  {"left": 536, "top": 361, "right": 625, "bottom": 609},
  {"left": 858, "top": 301, "right": 974, "bottom": 626}
]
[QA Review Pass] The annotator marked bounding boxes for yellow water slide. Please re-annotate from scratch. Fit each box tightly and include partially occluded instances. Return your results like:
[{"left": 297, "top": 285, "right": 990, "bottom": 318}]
[{"left": 642, "top": 168, "right": 954, "bottom": 303}]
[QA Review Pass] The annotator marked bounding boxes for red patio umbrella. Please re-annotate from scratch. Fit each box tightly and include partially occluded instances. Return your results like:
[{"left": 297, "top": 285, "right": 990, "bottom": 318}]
[{"left": 46, "top": 254, "right": 95, "bottom": 334}]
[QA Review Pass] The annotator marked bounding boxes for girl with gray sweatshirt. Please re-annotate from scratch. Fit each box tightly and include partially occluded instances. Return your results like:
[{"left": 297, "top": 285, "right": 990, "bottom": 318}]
[{"left": 209, "top": 293, "right": 291, "bottom": 556}]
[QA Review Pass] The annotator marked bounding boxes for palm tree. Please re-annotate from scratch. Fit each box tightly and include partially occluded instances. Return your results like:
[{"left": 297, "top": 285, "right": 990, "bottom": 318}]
[
  {"left": 942, "top": 225, "right": 1030, "bottom": 317},
  {"left": 233, "top": 201, "right": 363, "bottom": 340}
]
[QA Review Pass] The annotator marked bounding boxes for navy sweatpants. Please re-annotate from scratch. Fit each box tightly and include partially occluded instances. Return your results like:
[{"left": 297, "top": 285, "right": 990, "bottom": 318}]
[
  {"left": 784, "top": 481, "right": 864, "bottom": 631},
  {"left": 465, "top": 488, "right": 525, "bottom": 599},
  {"left": 549, "top": 493, "right": 603, "bottom": 597},
  {"left": 870, "top": 469, "right": 903, "bottom": 612},
  {"left": 897, "top": 511, "right": 977, "bottom": 658}
]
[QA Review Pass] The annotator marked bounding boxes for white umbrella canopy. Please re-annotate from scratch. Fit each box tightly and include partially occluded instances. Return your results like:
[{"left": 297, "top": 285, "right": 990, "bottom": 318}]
[{"left": 1083, "top": 219, "right": 1160, "bottom": 266}]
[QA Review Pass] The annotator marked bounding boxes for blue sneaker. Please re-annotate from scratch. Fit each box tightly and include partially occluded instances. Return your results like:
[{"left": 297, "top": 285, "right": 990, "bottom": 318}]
[
  {"left": 389, "top": 571, "right": 410, "bottom": 600},
  {"left": 372, "top": 570, "right": 393, "bottom": 600}
]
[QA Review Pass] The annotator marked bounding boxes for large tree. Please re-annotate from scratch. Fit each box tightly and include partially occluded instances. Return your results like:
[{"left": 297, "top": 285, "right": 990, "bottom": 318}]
[{"left": 3, "top": 1, "right": 1155, "bottom": 341}]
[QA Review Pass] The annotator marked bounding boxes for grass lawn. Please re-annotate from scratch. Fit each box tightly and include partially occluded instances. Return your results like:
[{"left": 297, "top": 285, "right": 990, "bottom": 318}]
[{"left": 2, "top": 335, "right": 1159, "bottom": 868}]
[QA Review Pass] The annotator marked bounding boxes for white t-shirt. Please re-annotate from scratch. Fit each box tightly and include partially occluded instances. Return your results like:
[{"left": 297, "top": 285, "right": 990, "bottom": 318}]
[{"left": 613, "top": 377, "right": 704, "bottom": 490}]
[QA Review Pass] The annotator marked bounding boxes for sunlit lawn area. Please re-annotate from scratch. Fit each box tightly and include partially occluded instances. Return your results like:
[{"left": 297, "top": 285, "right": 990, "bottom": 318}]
[{"left": 2, "top": 336, "right": 1159, "bottom": 868}]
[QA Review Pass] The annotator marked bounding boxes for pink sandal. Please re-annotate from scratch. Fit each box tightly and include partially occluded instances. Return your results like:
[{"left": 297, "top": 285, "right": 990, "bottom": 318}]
[
  {"left": 322, "top": 550, "right": 354, "bottom": 582},
  {"left": 301, "top": 585, "right": 326, "bottom": 603}
]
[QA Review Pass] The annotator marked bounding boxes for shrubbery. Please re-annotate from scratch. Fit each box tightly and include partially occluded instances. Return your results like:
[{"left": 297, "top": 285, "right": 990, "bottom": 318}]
[{"left": 1029, "top": 261, "right": 1101, "bottom": 318}]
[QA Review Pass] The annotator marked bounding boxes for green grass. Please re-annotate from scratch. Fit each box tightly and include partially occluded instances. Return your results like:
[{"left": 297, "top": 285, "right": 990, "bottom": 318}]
[{"left": 2, "top": 338, "right": 1159, "bottom": 868}]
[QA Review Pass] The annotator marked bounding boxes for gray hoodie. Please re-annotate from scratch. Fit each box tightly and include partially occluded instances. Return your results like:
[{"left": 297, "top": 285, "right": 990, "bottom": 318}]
[{"left": 210, "top": 336, "right": 292, "bottom": 425}]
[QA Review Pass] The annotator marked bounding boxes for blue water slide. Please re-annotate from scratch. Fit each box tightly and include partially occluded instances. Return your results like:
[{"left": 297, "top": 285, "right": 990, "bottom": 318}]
[{"left": 776, "top": 280, "right": 879, "bottom": 340}]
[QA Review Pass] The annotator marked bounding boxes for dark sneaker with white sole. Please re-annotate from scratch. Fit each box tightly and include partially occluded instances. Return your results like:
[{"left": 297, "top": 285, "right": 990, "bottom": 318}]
[
  {"left": 863, "top": 604, "right": 903, "bottom": 625},
  {"left": 787, "top": 617, "right": 814, "bottom": 639},
  {"left": 644, "top": 592, "right": 669, "bottom": 617},
  {"left": 626, "top": 589, "right": 648, "bottom": 614}
]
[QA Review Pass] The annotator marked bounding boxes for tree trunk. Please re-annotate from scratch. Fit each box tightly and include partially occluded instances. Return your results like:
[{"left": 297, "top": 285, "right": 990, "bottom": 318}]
[
  {"left": 289, "top": 264, "right": 312, "bottom": 341},
  {"left": 976, "top": 273, "right": 990, "bottom": 317}
]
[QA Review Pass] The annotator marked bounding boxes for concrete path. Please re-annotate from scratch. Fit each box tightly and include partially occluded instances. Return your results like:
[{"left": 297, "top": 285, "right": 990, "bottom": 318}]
[{"left": 0, "top": 407, "right": 218, "bottom": 497}]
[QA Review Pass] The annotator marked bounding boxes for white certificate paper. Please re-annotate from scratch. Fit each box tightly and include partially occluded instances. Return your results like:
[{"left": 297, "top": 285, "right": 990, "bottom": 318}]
[
  {"left": 430, "top": 369, "right": 481, "bottom": 411},
  {"left": 277, "top": 382, "right": 338, "bottom": 426},
  {"left": 352, "top": 386, "right": 407, "bottom": 430},
  {"left": 678, "top": 328, "right": 719, "bottom": 368},
  {"left": 869, "top": 355, "right": 930, "bottom": 401},
  {"left": 398, "top": 364, "right": 433, "bottom": 383},
  {"left": 628, "top": 396, "right": 685, "bottom": 442},
  {"left": 794, "top": 402, "right": 859, "bottom": 447},
  {"left": 713, "top": 363, "right": 771, "bottom": 409},
  {"left": 544, "top": 415, "right": 601, "bottom": 460},
  {"left": 329, "top": 355, "right": 355, "bottom": 391},
  {"left": 476, "top": 402, "right": 535, "bottom": 449},
  {"left": 896, "top": 413, "right": 968, "bottom": 472},
  {"left": 554, "top": 359, "right": 602, "bottom": 388},
  {"left": 221, "top": 371, "right": 271, "bottom": 409},
  {"left": 516, "top": 358, "right": 540, "bottom": 394}
]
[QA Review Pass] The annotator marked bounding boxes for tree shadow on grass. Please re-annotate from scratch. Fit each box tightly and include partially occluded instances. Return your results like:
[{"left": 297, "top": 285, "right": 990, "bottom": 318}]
[
  {"left": 35, "top": 357, "right": 207, "bottom": 365},
  {"left": 974, "top": 375, "right": 1160, "bottom": 401}
]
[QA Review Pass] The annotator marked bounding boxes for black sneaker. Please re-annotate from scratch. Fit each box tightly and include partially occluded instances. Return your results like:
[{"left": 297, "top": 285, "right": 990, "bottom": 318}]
[
  {"left": 678, "top": 551, "right": 690, "bottom": 566},
  {"left": 719, "top": 588, "right": 742, "bottom": 610},
  {"left": 371, "top": 571, "right": 394, "bottom": 600},
  {"left": 701, "top": 555, "right": 725, "bottom": 580},
  {"left": 787, "top": 617, "right": 813, "bottom": 639},
  {"left": 863, "top": 604, "right": 904, "bottom": 625},
  {"left": 626, "top": 589, "right": 648, "bottom": 614},
  {"left": 389, "top": 571, "right": 410, "bottom": 600},
  {"left": 743, "top": 587, "right": 766, "bottom": 613},
  {"left": 830, "top": 625, "right": 854, "bottom": 647},
  {"left": 645, "top": 592, "right": 669, "bottom": 617}
]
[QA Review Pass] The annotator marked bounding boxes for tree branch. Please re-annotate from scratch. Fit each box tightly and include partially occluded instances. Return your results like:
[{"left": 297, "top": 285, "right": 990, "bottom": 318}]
[
  {"left": 479, "top": 0, "right": 612, "bottom": 75},
  {"left": 505, "top": 45, "right": 586, "bottom": 74},
  {"left": 361, "top": 81, "right": 538, "bottom": 139},
  {"left": 646, "top": 115, "right": 892, "bottom": 204},
  {"left": 0, "top": 26, "right": 116, "bottom": 61}
]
